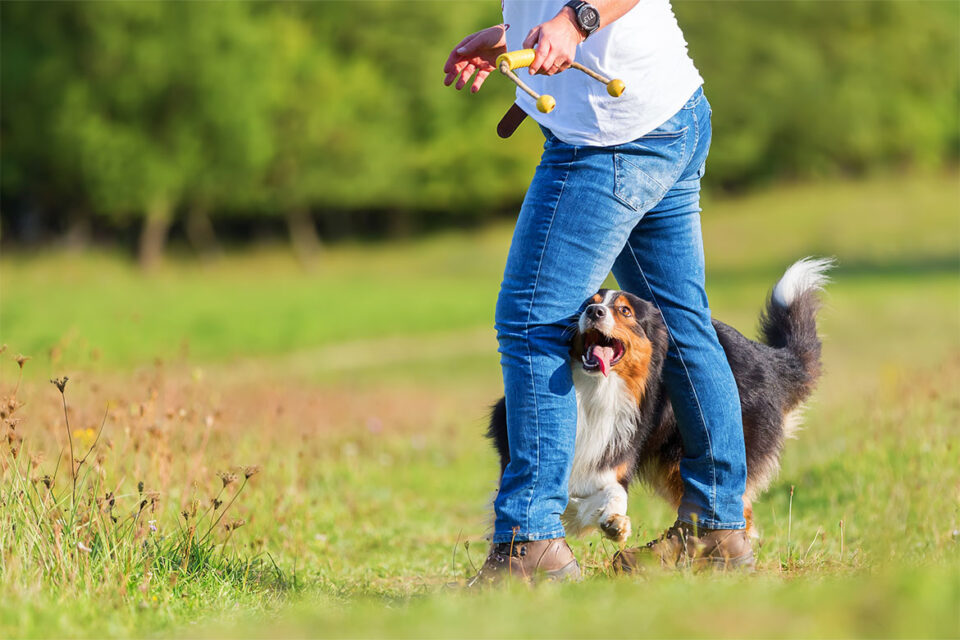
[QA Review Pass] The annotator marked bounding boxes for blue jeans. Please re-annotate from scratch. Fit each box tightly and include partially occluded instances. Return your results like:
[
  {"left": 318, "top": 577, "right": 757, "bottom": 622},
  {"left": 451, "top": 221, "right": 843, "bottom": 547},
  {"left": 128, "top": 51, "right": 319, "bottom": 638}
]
[{"left": 493, "top": 88, "right": 747, "bottom": 543}]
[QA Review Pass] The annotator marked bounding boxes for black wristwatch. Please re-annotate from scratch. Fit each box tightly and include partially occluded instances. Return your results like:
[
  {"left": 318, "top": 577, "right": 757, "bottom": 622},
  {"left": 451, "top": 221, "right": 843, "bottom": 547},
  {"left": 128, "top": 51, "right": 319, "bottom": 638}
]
[{"left": 564, "top": 0, "right": 600, "bottom": 39}]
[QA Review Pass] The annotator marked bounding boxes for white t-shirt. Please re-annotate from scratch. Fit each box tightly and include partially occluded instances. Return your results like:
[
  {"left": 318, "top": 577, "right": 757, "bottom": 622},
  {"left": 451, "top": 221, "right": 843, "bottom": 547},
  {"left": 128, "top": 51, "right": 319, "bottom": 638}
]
[{"left": 502, "top": 0, "right": 703, "bottom": 147}]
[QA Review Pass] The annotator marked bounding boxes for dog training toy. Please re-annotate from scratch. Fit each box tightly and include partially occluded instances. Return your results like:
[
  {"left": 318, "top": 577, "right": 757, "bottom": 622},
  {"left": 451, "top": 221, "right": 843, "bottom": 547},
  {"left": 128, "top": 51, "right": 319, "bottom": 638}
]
[{"left": 495, "top": 49, "right": 626, "bottom": 114}]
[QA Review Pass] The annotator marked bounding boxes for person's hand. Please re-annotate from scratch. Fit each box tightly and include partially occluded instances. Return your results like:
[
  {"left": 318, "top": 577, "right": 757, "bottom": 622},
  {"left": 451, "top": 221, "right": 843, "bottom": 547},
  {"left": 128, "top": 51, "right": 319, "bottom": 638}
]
[
  {"left": 443, "top": 24, "right": 508, "bottom": 94},
  {"left": 523, "top": 8, "right": 584, "bottom": 76}
]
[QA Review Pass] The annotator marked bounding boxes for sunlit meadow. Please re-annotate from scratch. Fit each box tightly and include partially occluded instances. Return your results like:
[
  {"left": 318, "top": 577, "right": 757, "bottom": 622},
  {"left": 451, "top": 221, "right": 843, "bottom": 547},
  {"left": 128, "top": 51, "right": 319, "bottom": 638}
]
[{"left": 1, "top": 172, "right": 958, "bottom": 638}]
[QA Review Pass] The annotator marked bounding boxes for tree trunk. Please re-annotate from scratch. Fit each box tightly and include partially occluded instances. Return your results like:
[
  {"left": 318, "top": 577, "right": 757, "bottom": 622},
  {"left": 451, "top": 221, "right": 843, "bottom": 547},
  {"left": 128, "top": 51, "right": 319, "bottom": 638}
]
[
  {"left": 285, "top": 208, "right": 321, "bottom": 270},
  {"left": 62, "top": 208, "right": 91, "bottom": 251},
  {"left": 185, "top": 204, "right": 221, "bottom": 261},
  {"left": 139, "top": 199, "right": 172, "bottom": 271}
]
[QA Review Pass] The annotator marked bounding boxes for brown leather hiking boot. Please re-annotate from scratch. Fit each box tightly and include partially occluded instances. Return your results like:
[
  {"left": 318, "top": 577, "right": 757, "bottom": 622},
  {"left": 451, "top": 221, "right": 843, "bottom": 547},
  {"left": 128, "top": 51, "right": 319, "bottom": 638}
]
[
  {"left": 467, "top": 538, "right": 581, "bottom": 586},
  {"left": 612, "top": 520, "right": 755, "bottom": 573}
]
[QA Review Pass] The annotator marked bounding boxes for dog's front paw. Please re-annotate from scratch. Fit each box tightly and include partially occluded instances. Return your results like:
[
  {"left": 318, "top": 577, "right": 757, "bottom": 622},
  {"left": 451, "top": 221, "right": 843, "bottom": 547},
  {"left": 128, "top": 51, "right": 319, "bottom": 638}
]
[{"left": 600, "top": 513, "right": 632, "bottom": 544}]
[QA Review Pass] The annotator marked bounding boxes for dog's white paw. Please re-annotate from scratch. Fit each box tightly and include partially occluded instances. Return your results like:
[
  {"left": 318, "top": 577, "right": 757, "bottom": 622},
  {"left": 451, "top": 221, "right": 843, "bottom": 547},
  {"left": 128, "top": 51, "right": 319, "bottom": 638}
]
[{"left": 600, "top": 513, "right": 632, "bottom": 544}]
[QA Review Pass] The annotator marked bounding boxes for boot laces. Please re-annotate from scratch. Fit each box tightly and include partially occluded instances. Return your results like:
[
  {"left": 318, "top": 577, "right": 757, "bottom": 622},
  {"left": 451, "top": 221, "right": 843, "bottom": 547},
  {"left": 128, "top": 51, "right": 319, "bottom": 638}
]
[{"left": 492, "top": 541, "right": 527, "bottom": 558}]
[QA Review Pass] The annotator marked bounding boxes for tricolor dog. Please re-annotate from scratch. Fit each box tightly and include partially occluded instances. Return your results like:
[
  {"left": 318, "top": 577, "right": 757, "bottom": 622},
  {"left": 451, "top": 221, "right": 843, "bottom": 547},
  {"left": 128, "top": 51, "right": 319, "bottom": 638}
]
[{"left": 488, "top": 258, "right": 832, "bottom": 542}]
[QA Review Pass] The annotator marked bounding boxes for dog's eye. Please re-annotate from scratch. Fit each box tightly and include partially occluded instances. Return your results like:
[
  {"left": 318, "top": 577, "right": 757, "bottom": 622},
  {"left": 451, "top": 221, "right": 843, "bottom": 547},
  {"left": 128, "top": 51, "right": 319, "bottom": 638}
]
[{"left": 619, "top": 306, "right": 632, "bottom": 317}]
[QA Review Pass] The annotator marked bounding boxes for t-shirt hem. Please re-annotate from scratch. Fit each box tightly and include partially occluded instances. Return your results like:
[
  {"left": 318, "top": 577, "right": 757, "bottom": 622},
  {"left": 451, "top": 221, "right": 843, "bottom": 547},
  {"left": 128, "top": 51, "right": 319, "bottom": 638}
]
[{"left": 520, "top": 77, "right": 704, "bottom": 148}]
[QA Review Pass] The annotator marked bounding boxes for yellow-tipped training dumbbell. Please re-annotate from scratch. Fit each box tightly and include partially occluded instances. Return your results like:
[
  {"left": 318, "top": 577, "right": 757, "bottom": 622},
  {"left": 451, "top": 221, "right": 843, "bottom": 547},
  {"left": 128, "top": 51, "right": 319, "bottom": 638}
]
[{"left": 496, "top": 49, "right": 625, "bottom": 114}]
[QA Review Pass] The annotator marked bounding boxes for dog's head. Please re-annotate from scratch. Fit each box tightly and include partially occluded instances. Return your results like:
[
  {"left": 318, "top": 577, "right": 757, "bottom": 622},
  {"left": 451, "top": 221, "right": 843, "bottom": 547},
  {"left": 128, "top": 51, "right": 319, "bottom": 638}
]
[{"left": 570, "top": 290, "right": 666, "bottom": 393}]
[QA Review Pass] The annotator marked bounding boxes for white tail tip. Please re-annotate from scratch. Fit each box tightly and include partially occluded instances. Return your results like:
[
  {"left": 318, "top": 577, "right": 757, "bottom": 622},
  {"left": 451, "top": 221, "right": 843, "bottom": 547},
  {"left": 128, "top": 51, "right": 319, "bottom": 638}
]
[{"left": 772, "top": 257, "right": 836, "bottom": 308}]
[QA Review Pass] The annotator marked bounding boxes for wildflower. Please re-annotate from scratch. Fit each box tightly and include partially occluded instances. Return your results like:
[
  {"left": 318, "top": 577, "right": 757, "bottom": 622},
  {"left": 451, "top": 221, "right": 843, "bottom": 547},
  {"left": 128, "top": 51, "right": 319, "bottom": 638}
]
[
  {"left": 211, "top": 498, "right": 223, "bottom": 510},
  {"left": 137, "top": 481, "right": 144, "bottom": 494},
  {"left": 50, "top": 376, "right": 68, "bottom": 393},
  {"left": 73, "top": 427, "right": 96, "bottom": 449},
  {"left": 9, "top": 433, "right": 23, "bottom": 458},
  {"left": 148, "top": 520, "right": 157, "bottom": 533},
  {"left": 243, "top": 465, "right": 261, "bottom": 479},
  {"left": 15, "top": 354, "right": 30, "bottom": 369},
  {"left": 225, "top": 519, "right": 246, "bottom": 531},
  {"left": 217, "top": 471, "right": 238, "bottom": 488}
]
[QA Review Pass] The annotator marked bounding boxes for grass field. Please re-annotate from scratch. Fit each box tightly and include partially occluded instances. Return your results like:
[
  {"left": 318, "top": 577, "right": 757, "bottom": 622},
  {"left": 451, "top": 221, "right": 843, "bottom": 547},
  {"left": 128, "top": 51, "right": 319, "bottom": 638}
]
[{"left": 1, "top": 172, "right": 958, "bottom": 638}]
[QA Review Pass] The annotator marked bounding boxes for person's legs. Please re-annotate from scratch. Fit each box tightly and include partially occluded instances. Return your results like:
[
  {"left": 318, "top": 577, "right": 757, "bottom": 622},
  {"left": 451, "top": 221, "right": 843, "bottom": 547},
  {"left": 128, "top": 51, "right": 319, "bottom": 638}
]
[
  {"left": 492, "top": 134, "right": 647, "bottom": 544},
  {"left": 611, "top": 90, "right": 748, "bottom": 530}
]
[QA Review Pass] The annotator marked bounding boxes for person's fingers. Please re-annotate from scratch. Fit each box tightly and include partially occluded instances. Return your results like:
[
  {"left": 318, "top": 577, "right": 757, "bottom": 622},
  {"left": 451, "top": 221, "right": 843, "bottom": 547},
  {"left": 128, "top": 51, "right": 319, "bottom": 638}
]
[
  {"left": 444, "top": 28, "right": 495, "bottom": 75},
  {"left": 455, "top": 63, "right": 477, "bottom": 90},
  {"left": 529, "top": 40, "right": 551, "bottom": 75},
  {"left": 538, "top": 48, "right": 562, "bottom": 75},
  {"left": 470, "top": 68, "right": 491, "bottom": 93},
  {"left": 443, "top": 34, "right": 477, "bottom": 75},
  {"left": 522, "top": 26, "right": 540, "bottom": 49},
  {"left": 443, "top": 59, "right": 469, "bottom": 86}
]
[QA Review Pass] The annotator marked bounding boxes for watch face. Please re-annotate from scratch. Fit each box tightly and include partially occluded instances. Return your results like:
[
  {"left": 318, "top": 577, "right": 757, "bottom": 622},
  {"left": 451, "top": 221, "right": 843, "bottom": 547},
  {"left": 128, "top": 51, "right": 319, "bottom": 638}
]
[{"left": 579, "top": 6, "right": 600, "bottom": 29}]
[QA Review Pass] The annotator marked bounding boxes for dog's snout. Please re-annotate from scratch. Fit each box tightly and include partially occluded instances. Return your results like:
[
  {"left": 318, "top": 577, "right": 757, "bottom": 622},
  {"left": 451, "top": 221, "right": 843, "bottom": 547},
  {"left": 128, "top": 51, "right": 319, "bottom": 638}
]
[{"left": 585, "top": 304, "right": 607, "bottom": 321}]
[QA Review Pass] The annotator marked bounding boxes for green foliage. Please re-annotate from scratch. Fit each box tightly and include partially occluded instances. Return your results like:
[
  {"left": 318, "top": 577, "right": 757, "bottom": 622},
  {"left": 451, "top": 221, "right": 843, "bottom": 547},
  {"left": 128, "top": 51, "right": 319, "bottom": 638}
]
[
  {"left": 679, "top": 0, "right": 960, "bottom": 187},
  {"left": 1, "top": 1, "right": 957, "bottom": 240}
]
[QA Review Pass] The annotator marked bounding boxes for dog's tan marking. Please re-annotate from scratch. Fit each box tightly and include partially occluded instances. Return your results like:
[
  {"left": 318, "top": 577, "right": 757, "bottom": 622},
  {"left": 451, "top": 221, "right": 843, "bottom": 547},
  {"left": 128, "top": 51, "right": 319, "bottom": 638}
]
[
  {"left": 616, "top": 334, "right": 653, "bottom": 405},
  {"left": 647, "top": 460, "right": 684, "bottom": 508},
  {"left": 743, "top": 498, "right": 756, "bottom": 538}
]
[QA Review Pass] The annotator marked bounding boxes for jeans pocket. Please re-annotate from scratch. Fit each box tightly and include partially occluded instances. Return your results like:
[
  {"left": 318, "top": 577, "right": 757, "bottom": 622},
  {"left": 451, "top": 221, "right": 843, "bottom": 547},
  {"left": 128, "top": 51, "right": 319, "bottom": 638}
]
[{"left": 613, "top": 130, "right": 687, "bottom": 213}]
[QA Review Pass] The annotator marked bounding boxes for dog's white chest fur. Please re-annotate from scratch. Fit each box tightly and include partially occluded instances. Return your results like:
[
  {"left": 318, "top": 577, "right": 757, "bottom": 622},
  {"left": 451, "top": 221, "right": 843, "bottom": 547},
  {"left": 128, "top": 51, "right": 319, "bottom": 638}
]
[
  {"left": 568, "top": 368, "right": 638, "bottom": 497},
  {"left": 562, "top": 367, "right": 638, "bottom": 541}
]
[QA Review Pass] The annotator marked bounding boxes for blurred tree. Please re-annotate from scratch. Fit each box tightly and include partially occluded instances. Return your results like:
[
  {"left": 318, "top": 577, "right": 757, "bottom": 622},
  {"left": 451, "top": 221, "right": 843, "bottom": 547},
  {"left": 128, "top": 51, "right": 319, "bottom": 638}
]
[
  {"left": 2, "top": 1, "right": 278, "bottom": 266},
  {"left": 1, "top": 1, "right": 957, "bottom": 251},
  {"left": 678, "top": 0, "right": 960, "bottom": 188}
]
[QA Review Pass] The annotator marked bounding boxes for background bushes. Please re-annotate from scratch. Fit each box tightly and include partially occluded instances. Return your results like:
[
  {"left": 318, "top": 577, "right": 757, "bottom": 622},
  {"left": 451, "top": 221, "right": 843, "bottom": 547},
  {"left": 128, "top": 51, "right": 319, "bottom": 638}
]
[{"left": 2, "top": 1, "right": 957, "bottom": 261}]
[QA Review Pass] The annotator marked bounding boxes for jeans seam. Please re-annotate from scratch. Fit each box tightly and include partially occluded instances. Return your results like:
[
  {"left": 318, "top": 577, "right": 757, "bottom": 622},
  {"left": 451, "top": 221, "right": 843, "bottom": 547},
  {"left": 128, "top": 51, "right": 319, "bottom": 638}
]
[
  {"left": 687, "top": 105, "right": 715, "bottom": 515},
  {"left": 692, "top": 108, "right": 701, "bottom": 168},
  {"left": 622, "top": 239, "right": 719, "bottom": 523},
  {"left": 520, "top": 147, "right": 575, "bottom": 536},
  {"left": 492, "top": 527, "right": 566, "bottom": 543},
  {"left": 678, "top": 515, "right": 745, "bottom": 530}
]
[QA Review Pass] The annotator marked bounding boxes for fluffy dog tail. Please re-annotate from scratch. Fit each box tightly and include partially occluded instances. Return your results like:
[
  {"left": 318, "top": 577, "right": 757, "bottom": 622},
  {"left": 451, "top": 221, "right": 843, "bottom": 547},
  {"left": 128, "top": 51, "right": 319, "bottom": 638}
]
[{"left": 759, "top": 257, "right": 834, "bottom": 405}]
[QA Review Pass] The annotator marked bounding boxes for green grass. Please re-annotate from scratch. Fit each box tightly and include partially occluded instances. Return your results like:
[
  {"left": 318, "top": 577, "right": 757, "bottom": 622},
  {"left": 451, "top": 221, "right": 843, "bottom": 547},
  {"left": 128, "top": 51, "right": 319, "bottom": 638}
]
[{"left": 1, "top": 171, "right": 958, "bottom": 638}]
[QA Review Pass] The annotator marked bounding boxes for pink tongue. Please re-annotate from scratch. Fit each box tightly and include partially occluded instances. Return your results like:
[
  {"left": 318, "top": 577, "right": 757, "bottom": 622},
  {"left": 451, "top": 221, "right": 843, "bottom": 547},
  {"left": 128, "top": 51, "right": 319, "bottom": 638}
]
[{"left": 591, "top": 345, "right": 615, "bottom": 376}]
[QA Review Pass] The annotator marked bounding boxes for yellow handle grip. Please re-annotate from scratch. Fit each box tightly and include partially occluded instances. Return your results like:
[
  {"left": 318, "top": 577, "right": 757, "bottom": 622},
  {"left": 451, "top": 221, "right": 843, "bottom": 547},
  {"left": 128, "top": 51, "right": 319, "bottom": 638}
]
[{"left": 496, "top": 49, "right": 536, "bottom": 71}]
